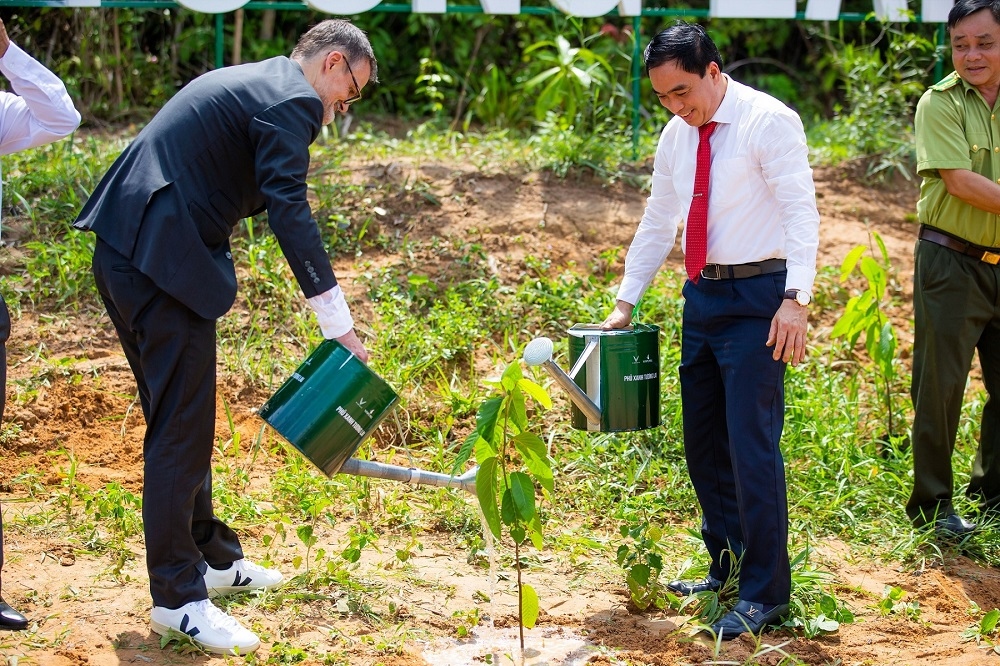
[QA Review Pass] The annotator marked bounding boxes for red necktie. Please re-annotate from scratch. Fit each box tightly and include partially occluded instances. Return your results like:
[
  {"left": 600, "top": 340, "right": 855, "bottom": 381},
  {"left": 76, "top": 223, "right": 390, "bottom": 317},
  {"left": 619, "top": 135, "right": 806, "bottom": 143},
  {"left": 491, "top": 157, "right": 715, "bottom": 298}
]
[{"left": 685, "top": 121, "right": 718, "bottom": 283}]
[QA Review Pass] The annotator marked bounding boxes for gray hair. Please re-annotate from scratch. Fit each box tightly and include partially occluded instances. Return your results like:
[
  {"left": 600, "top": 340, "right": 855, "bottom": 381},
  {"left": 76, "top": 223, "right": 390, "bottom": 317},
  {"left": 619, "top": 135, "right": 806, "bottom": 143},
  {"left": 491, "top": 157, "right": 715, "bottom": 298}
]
[{"left": 291, "top": 19, "right": 379, "bottom": 84}]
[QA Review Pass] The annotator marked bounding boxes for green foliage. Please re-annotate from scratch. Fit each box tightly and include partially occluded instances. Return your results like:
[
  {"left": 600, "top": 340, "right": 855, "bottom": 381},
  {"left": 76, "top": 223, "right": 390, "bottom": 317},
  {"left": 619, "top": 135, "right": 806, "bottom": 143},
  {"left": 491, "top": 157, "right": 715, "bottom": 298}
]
[
  {"left": 876, "top": 585, "right": 922, "bottom": 621},
  {"left": 414, "top": 57, "right": 456, "bottom": 117},
  {"left": 831, "top": 231, "right": 904, "bottom": 441},
  {"left": 615, "top": 519, "right": 668, "bottom": 611},
  {"left": 962, "top": 608, "right": 1000, "bottom": 653},
  {"left": 785, "top": 548, "right": 855, "bottom": 639},
  {"left": 523, "top": 34, "right": 613, "bottom": 123},
  {"left": 21, "top": 227, "right": 98, "bottom": 308},
  {"left": 807, "top": 21, "right": 939, "bottom": 180}
]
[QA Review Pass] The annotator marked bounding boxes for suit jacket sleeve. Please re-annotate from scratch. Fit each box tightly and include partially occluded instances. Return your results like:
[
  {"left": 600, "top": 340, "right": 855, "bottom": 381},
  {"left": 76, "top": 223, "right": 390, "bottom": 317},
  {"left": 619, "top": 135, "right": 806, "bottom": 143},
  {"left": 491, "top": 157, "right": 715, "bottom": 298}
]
[{"left": 250, "top": 95, "right": 337, "bottom": 298}]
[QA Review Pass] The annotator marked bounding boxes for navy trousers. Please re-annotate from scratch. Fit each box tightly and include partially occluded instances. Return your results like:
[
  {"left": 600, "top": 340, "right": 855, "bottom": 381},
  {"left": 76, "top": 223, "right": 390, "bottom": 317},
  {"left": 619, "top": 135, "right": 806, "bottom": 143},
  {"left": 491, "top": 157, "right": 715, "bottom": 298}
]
[
  {"left": 679, "top": 271, "right": 791, "bottom": 606},
  {"left": 92, "top": 239, "right": 243, "bottom": 609}
]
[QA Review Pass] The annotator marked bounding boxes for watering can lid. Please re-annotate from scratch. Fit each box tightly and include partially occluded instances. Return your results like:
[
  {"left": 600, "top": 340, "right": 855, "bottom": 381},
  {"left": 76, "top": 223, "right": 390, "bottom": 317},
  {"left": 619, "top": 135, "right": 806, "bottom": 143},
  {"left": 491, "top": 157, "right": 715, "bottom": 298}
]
[{"left": 568, "top": 323, "right": 659, "bottom": 337}]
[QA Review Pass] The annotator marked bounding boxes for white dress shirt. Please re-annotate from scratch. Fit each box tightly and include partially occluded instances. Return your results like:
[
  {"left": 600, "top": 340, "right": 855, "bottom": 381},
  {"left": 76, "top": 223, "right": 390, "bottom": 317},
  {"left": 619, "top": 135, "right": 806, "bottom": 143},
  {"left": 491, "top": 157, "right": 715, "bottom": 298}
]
[
  {"left": 307, "top": 284, "right": 354, "bottom": 340},
  {"left": 0, "top": 42, "right": 81, "bottom": 238},
  {"left": 618, "top": 75, "right": 819, "bottom": 306}
]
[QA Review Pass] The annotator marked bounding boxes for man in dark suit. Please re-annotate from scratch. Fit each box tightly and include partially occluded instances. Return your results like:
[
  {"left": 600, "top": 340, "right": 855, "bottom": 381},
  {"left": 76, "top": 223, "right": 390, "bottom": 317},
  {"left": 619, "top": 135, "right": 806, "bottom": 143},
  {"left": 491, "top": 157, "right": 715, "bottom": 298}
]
[{"left": 73, "top": 19, "right": 376, "bottom": 655}]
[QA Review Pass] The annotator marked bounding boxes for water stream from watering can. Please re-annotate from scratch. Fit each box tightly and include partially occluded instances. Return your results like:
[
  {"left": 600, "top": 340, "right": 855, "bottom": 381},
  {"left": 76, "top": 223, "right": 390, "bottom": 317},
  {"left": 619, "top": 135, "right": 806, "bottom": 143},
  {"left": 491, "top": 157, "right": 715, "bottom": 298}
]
[
  {"left": 419, "top": 503, "right": 595, "bottom": 665},
  {"left": 476, "top": 504, "right": 498, "bottom": 629}
]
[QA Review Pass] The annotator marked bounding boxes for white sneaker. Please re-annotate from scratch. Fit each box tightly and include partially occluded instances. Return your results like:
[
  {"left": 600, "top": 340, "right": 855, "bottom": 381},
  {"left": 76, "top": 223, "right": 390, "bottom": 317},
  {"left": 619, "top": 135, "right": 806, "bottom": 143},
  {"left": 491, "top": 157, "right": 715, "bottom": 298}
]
[
  {"left": 150, "top": 599, "right": 260, "bottom": 655},
  {"left": 204, "top": 558, "right": 284, "bottom": 598}
]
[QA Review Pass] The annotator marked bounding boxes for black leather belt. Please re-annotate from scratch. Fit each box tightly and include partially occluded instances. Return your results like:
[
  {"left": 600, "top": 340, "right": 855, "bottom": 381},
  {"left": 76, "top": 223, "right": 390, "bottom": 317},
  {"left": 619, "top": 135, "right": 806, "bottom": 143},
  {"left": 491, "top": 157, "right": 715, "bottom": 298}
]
[
  {"left": 919, "top": 225, "right": 1000, "bottom": 265},
  {"left": 699, "top": 258, "right": 787, "bottom": 280}
]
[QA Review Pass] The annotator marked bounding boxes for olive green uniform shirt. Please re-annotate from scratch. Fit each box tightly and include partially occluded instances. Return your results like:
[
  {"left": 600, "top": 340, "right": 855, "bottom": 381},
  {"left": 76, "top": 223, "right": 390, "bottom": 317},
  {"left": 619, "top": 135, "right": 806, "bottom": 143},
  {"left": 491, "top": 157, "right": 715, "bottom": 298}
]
[{"left": 916, "top": 70, "right": 1000, "bottom": 247}]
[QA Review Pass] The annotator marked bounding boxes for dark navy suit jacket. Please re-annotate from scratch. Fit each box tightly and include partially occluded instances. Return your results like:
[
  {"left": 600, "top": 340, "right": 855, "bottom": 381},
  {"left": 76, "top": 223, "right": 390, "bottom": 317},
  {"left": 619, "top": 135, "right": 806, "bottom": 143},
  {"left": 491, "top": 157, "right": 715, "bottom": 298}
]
[{"left": 74, "top": 56, "right": 336, "bottom": 320}]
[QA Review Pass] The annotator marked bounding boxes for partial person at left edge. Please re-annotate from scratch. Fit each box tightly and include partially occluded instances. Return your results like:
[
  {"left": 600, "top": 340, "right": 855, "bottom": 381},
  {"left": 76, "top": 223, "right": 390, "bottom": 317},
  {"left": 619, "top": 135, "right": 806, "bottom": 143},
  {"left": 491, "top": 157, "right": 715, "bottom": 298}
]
[{"left": 0, "top": 15, "right": 82, "bottom": 631}]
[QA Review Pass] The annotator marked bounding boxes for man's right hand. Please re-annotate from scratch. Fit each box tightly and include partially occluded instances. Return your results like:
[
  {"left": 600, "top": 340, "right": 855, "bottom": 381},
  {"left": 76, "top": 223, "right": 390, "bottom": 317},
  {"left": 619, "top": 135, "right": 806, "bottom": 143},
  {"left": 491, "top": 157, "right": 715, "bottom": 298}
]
[
  {"left": 336, "top": 329, "right": 369, "bottom": 364},
  {"left": 601, "top": 300, "right": 635, "bottom": 330}
]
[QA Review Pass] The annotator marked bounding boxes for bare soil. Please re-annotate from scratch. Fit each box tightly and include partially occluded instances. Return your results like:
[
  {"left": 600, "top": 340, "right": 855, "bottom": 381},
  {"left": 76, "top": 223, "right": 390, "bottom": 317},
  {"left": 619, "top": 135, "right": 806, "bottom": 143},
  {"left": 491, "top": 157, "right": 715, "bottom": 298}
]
[{"left": 2, "top": 155, "right": 995, "bottom": 666}]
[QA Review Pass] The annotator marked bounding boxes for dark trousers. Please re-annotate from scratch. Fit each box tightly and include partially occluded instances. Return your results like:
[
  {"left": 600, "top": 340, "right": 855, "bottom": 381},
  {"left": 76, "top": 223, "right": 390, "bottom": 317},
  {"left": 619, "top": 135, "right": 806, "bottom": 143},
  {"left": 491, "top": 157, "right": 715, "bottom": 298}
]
[
  {"left": 909, "top": 240, "right": 1000, "bottom": 524},
  {"left": 92, "top": 239, "right": 243, "bottom": 609},
  {"left": 0, "top": 293, "right": 9, "bottom": 575},
  {"left": 679, "top": 271, "right": 790, "bottom": 606}
]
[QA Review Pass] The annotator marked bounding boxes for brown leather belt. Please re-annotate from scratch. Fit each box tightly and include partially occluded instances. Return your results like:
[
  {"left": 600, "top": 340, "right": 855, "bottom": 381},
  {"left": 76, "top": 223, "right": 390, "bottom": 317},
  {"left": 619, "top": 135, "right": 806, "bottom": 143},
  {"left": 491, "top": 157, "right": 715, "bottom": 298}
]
[
  {"left": 699, "top": 258, "right": 787, "bottom": 280},
  {"left": 918, "top": 225, "right": 1000, "bottom": 266}
]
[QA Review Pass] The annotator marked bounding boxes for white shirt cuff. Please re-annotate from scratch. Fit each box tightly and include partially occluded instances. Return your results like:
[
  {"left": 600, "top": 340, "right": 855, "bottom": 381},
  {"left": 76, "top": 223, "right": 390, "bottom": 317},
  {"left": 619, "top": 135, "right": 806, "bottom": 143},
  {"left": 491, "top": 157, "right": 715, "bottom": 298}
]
[{"left": 306, "top": 285, "right": 354, "bottom": 339}]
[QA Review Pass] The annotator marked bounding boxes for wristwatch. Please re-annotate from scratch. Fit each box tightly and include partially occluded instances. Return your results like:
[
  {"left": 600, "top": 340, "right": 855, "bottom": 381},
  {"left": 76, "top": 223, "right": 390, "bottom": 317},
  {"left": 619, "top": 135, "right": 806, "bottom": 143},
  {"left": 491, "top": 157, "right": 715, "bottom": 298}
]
[{"left": 783, "top": 289, "right": 811, "bottom": 307}]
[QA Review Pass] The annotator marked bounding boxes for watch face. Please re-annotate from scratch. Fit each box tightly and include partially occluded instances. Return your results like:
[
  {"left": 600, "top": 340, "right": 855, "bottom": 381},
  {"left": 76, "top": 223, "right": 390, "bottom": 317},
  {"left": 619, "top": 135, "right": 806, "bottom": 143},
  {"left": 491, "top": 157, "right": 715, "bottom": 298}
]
[{"left": 795, "top": 291, "right": 811, "bottom": 306}]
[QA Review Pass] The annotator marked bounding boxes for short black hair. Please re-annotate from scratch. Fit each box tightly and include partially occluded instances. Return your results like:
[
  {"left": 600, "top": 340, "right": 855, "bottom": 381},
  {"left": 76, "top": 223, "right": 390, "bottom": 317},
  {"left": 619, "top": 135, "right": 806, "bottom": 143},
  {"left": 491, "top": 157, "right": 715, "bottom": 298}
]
[
  {"left": 948, "top": 0, "right": 1000, "bottom": 29},
  {"left": 643, "top": 21, "right": 723, "bottom": 76}
]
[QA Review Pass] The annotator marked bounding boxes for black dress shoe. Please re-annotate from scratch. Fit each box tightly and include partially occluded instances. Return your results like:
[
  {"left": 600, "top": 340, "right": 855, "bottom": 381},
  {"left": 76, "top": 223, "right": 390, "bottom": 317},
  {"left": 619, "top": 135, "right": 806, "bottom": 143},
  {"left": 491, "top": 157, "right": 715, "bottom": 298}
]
[
  {"left": 709, "top": 600, "right": 789, "bottom": 640},
  {"left": 666, "top": 575, "right": 723, "bottom": 596},
  {"left": 0, "top": 599, "right": 28, "bottom": 630},
  {"left": 935, "top": 513, "right": 977, "bottom": 538}
]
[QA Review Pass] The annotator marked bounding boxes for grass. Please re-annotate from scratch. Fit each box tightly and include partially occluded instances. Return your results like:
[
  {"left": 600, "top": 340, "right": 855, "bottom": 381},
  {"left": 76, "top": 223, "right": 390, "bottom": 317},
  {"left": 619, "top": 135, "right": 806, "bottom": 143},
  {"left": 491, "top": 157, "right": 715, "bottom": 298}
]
[{"left": 0, "top": 118, "right": 994, "bottom": 663}]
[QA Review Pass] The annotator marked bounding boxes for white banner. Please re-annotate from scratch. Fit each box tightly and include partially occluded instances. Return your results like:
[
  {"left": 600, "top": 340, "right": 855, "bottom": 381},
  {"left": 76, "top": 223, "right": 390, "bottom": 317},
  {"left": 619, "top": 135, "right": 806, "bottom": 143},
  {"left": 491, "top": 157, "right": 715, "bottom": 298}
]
[
  {"left": 921, "top": 0, "right": 953, "bottom": 23},
  {"left": 18, "top": 0, "right": 954, "bottom": 21},
  {"left": 709, "top": 0, "right": 796, "bottom": 19}
]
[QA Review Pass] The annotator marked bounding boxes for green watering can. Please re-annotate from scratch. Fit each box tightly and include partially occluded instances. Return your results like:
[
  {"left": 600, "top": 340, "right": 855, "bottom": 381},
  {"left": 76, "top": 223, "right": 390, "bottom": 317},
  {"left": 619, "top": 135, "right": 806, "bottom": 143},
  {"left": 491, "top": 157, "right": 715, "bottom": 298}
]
[
  {"left": 523, "top": 323, "right": 661, "bottom": 433},
  {"left": 259, "top": 339, "right": 477, "bottom": 494}
]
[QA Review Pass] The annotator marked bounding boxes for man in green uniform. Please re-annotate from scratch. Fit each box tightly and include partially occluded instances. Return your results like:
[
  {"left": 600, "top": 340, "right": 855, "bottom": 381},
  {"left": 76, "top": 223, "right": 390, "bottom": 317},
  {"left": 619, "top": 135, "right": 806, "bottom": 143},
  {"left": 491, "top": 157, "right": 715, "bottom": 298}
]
[{"left": 910, "top": 0, "right": 1000, "bottom": 536}]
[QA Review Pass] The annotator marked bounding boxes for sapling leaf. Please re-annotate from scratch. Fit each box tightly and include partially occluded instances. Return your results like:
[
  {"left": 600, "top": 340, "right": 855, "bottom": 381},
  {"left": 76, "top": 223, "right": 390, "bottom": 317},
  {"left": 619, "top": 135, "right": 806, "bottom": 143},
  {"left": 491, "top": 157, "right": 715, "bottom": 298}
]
[
  {"left": 513, "top": 432, "right": 554, "bottom": 493},
  {"left": 876, "top": 321, "right": 896, "bottom": 365},
  {"left": 509, "top": 386, "right": 529, "bottom": 432},
  {"left": 501, "top": 488, "right": 515, "bottom": 525},
  {"left": 839, "top": 244, "right": 867, "bottom": 281},
  {"left": 874, "top": 230, "right": 889, "bottom": 263},
  {"left": 476, "top": 457, "right": 501, "bottom": 539},
  {"left": 450, "top": 429, "right": 480, "bottom": 476},
  {"left": 517, "top": 377, "right": 552, "bottom": 409},
  {"left": 476, "top": 396, "right": 503, "bottom": 448},
  {"left": 528, "top": 512, "right": 543, "bottom": 549},
  {"left": 509, "top": 472, "right": 536, "bottom": 521},
  {"left": 501, "top": 361, "right": 522, "bottom": 392},
  {"left": 521, "top": 583, "right": 540, "bottom": 629}
]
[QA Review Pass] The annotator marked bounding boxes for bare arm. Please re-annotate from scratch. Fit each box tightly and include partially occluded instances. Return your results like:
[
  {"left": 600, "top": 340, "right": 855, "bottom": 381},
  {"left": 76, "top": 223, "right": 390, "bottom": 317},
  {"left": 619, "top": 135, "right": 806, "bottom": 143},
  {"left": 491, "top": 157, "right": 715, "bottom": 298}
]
[{"left": 939, "top": 168, "right": 1000, "bottom": 215}]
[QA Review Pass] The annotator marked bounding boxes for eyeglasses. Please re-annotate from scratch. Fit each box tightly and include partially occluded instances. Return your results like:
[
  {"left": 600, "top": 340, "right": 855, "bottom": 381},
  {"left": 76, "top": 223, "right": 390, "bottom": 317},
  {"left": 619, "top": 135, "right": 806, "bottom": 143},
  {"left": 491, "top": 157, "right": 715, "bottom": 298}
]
[{"left": 343, "top": 57, "right": 363, "bottom": 105}]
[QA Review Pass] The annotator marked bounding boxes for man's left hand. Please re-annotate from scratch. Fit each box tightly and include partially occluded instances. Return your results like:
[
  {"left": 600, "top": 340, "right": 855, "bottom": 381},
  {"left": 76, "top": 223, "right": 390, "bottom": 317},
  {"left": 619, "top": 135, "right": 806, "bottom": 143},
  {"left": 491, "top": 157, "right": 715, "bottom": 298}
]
[{"left": 766, "top": 299, "right": 808, "bottom": 366}]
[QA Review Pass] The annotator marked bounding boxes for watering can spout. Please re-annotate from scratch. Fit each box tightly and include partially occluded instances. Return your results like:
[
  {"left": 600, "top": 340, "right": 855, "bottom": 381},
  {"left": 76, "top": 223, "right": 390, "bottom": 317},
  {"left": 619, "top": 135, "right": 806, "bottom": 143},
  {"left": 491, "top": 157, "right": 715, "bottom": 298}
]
[
  {"left": 523, "top": 337, "right": 603, "bottom": 424},
  {"left": 338, "top": 458, "right": 478, "bottom": 495}
]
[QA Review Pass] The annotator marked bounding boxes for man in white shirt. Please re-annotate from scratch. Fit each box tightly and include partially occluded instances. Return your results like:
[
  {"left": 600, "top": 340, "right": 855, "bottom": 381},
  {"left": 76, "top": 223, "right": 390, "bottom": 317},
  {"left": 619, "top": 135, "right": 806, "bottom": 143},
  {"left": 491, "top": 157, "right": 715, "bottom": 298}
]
[
  {"left": 0, "top": 16, "right": 80, "bottom": 631},
  {"left": 602, "top": 22, "right": 818, "bottom": 640}
]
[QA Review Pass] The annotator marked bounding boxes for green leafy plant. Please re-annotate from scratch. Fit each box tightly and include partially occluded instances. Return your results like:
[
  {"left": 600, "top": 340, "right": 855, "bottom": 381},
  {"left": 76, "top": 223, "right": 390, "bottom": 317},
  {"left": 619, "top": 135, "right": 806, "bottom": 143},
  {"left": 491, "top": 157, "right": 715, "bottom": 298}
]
[
  {"left": 962, "top": 608, "right": 1000, "bottom": 653},
  {"left": 615, "top": 518, "right": 669, "bottom": 611},
  {"left": 876, "top": 585, "right": 921, "bottom": 621},
  {"left": 785, "top": 548, "right": 855, "bottom": 638},
  {"left": 806, "top": 20, "right": 937, "bottom": 180},
  {"left": 522, "top": 34, "right": 614, "bottom": 124},
  {"left": 452, "top": 361, "right": 552, "bottom": 649},
  {"left": 831, "top": 230, "right": 903, "bottom": 444}
]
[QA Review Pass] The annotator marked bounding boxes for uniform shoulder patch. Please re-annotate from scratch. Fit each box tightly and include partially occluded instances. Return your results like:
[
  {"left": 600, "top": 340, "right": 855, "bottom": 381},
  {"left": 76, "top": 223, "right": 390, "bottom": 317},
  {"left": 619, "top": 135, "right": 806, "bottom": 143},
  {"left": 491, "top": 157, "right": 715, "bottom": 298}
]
[{"left": 929, "top": 72, "right": 962, "bottom": 92}]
